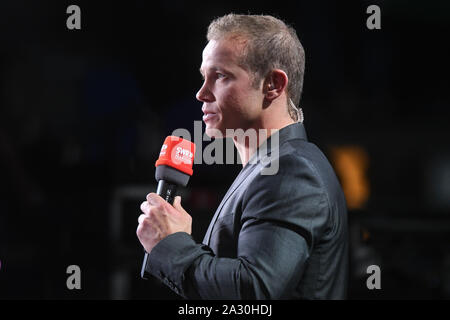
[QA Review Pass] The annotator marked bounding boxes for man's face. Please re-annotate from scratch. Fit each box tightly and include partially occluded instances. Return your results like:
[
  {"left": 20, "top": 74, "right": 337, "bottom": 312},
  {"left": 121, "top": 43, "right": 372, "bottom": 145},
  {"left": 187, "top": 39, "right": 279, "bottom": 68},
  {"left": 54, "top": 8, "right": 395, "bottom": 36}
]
[{"left": 197, "top": 38, "right": 264, "bottom": 137}]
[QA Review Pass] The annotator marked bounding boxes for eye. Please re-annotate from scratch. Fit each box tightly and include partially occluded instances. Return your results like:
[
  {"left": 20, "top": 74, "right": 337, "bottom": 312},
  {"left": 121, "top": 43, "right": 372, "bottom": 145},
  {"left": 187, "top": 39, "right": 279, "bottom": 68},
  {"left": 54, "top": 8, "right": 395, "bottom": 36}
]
[{"left": 217, "top": 73, "right": 226, "bottom": 79}]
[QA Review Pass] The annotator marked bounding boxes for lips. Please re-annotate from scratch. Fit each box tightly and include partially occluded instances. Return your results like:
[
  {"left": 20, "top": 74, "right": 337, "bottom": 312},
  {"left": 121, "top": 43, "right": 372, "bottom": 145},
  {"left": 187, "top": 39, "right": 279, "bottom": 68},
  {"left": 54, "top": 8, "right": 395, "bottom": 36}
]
[{"left": 202, "top": 112, "right": 219, "bottom": 122}]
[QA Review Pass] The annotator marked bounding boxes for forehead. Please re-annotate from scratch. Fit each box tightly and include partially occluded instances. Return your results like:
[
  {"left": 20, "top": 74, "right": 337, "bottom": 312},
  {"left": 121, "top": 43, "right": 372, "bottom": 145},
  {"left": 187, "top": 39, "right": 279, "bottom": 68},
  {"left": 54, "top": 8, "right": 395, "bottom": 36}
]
[{"left": 200, "top": 38, "right": 246, "bottom": 71}]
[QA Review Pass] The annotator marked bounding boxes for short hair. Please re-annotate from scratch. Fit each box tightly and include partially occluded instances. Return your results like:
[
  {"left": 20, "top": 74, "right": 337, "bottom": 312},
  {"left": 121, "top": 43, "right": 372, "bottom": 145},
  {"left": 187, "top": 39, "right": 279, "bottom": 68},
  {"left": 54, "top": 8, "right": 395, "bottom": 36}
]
[{"left": 207, "top": 14, "right": 305, "bottom": 121}]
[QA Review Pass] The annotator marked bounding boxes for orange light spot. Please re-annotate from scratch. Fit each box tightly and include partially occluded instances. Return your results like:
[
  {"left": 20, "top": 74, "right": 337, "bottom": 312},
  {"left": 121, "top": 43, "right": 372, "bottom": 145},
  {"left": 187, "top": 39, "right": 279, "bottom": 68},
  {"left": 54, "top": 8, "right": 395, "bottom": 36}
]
[{"left": 330, "top": 146, "right": 370, "bottom": 210}]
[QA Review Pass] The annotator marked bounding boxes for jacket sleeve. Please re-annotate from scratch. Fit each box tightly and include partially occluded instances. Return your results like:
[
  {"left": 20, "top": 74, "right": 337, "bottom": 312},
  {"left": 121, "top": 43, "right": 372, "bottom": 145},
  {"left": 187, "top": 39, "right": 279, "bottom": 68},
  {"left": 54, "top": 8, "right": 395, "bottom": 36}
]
[{"left": 147, "top": 154, "right": 329, "bottom": 299}]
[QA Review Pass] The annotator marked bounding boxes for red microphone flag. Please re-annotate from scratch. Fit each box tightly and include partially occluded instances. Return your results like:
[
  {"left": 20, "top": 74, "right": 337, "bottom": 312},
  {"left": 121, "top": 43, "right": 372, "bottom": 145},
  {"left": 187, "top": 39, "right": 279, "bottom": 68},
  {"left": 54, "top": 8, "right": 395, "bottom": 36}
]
[{"left": 155, "top": 136, "right": 196, "bottom": 176}]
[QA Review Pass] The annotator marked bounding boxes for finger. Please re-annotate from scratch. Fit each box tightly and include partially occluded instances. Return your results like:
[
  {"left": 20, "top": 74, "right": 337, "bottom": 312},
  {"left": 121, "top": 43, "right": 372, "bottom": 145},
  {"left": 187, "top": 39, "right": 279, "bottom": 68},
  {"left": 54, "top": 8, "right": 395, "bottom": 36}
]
[
  {"left": 173, "top": 196, "right": 187, "bottom": 214},
  {"left": 173, "top": 196, "right": 181, "bottom": 207},
  {"left": 140, "top": 201, "right": 149, "bottom": 214},
  {"left": 138, "top": 214, "right": 148, "bottom": 225},
  {"left": 146, "top": 192, "right": 163, "bottom": 206}
]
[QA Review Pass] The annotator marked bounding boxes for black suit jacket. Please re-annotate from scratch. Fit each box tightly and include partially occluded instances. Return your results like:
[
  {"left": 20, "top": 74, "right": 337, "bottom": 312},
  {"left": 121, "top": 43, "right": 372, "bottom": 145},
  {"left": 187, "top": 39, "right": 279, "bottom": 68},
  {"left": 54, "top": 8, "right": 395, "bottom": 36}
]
[{"left": 146, "top": 122, "right": 349, "bottom": 299}]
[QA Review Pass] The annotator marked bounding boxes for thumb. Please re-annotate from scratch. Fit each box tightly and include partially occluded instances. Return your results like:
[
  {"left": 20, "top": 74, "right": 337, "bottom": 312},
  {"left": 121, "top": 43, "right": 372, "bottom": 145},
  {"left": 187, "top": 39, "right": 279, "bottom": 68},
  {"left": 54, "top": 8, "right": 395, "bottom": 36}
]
[{"left": 173, "top": 196, "right": 187, "bottom": 213}]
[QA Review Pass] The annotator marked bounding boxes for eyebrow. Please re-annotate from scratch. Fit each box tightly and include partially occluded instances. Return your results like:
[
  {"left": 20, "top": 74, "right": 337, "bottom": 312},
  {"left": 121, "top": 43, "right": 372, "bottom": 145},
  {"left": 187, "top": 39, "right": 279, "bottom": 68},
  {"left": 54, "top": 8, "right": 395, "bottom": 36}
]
[{"left": 199, "top": 66, "right": 232, "bottom": 76}]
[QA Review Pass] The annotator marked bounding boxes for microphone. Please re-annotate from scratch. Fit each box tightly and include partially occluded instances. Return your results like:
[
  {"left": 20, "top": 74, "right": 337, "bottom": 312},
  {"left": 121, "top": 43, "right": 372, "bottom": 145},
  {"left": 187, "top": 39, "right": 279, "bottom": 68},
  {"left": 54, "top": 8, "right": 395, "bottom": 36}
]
[{"left": 141, "top": 136, "right": 196, "bottom": 279}]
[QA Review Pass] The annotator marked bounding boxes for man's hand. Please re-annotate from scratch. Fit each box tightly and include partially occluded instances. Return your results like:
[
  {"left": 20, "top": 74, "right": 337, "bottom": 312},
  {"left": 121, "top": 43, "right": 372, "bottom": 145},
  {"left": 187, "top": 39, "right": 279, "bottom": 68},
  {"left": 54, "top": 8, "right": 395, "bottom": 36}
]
[{"left": 137, "top": 193, "right": 192, "bottom": 254}]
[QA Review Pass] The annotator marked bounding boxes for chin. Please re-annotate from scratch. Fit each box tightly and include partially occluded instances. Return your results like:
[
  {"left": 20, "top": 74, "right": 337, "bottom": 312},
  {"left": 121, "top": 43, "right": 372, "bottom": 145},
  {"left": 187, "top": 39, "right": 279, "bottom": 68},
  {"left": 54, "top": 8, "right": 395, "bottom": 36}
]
[
  {"left": 205, "top": 127, "right": 225, "bottom": 139},
  {"left": 205, "top": 125, "right": 226, "bottom": 139}
]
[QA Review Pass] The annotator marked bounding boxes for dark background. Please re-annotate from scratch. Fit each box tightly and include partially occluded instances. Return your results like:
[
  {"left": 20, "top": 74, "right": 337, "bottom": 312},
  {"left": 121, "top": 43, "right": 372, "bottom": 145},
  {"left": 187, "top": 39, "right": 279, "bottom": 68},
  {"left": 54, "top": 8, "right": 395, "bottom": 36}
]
[{"left": 0, "top": 0, "right": 449, "bottom": 299}]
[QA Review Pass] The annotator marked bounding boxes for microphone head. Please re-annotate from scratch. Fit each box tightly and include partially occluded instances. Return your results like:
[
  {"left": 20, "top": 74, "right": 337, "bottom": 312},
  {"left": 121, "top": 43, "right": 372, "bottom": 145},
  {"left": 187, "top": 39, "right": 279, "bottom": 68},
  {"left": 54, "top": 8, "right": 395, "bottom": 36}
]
[{"left": 155, "top": 136, "right": 196, "bottom": 186}]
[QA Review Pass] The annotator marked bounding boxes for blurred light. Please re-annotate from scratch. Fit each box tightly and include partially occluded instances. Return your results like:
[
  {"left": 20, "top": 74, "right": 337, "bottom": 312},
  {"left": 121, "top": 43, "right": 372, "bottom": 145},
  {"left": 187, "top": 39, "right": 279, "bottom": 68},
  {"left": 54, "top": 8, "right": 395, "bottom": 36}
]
[
  {"left": 362, "top": 228, "right": 371, "bottom": 242},
  {"left": 330, "top": 145, "right": 370, "bottom": 210}
]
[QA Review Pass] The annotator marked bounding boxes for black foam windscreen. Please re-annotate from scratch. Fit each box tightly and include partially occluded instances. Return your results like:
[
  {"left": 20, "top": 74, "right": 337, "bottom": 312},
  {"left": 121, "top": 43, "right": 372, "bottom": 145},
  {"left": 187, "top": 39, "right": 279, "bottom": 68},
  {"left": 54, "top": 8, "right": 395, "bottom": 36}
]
[{"left": 155, "top": 165, "right": 190, "bottom": 187}]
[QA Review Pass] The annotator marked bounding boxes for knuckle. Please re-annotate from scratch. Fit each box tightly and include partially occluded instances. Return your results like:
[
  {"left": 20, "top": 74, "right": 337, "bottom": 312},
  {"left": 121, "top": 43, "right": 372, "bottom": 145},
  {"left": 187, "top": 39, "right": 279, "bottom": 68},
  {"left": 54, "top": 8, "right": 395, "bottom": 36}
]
[
  {"left": 136, "top": 225, "right": 143, "bottom": 237},
  {"left": 146, "top": 192, "right": 156, "bottom": 202},
  {"left": 140, "top": 201, "right": 148, "bottom": 213},
  {"left": 141, "top": 216, "right": 150, "bottom": 226}
]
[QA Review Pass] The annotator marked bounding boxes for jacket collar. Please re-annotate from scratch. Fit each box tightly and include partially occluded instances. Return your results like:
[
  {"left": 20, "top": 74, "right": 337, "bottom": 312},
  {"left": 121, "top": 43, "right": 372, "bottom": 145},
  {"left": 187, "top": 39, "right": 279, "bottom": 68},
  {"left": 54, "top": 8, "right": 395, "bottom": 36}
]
[{"left": 246, "top": 122, "right": 308, "bottom": 166}]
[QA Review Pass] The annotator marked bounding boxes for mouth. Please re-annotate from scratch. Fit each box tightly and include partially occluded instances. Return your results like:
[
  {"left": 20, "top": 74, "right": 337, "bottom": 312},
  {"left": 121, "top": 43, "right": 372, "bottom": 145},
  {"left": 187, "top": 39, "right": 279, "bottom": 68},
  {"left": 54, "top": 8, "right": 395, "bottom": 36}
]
[{"left": 202, "top": 112, "right": 219, "bottom": 123}]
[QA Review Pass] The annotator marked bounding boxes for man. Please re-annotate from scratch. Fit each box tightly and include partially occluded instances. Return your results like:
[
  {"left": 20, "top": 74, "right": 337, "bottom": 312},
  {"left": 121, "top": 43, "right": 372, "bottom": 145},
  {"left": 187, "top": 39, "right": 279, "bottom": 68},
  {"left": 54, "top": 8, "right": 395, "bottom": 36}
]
[{"left": 137, "top": 14, "right": 348, "bottom": 299}]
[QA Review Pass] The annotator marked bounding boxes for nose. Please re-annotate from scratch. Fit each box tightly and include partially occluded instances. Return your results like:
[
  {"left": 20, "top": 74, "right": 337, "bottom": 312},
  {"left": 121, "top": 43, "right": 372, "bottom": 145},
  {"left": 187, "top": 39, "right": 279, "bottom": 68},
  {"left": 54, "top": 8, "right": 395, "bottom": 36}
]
[{"left": 196, "top": 81, "right": 215, "bottom": 103}]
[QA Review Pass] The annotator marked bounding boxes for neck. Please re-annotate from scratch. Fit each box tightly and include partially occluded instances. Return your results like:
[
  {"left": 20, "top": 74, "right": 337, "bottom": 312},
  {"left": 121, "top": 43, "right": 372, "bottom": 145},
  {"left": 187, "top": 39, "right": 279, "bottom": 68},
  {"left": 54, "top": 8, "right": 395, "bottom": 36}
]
[{"left": 233, "top": 117, "right": 295, "bottom": 167}]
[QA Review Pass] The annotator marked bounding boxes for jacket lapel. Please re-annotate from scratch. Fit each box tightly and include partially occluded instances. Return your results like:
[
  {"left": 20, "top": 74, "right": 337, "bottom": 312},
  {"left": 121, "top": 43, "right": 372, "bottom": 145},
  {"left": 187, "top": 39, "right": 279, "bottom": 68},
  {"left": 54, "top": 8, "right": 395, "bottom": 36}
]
[{"left": 202, "top": 163, "right": 256, "bottom": 245}]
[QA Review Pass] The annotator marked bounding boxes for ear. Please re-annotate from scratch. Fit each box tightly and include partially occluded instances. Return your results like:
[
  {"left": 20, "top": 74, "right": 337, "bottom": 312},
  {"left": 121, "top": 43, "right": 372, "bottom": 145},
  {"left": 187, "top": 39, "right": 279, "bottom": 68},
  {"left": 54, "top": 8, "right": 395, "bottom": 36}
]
[{"left": 263, "top": 69, "right": 288, "bottom": 102}]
